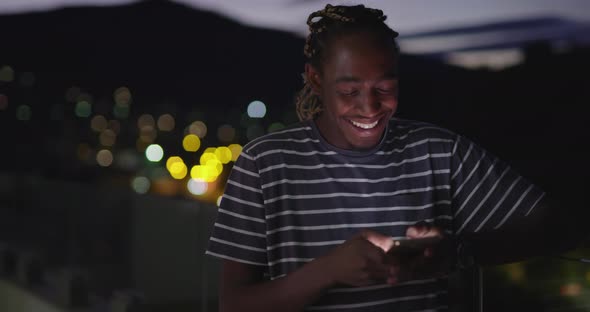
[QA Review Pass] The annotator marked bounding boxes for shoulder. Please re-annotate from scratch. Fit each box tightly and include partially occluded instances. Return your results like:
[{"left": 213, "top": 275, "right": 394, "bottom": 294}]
[
  {"left": 241, "top": 120, "right": 315, "bottom": 157},
  {"left": 388, "top": 117, "right": 458, "bottom": 143}
]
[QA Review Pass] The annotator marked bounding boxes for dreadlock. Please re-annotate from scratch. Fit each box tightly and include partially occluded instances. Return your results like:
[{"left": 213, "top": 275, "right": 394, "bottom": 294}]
[{"left": 295, "top": 4, "right": 399, "bottom": 121}]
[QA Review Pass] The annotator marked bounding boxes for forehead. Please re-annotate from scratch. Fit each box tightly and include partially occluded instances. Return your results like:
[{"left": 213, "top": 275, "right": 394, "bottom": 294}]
[{"left": 321, "top": 32, "right": 398, "bottom": 80}]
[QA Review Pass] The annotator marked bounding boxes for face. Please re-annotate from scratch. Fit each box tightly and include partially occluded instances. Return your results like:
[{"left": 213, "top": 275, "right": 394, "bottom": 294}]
[{"left": 308, "top": 32, "right": 399, "bottom": 151}]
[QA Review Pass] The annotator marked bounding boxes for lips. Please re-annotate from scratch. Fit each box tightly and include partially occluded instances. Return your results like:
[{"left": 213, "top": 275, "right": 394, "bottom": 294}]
[{"left": 349, "top": 119, "right": 379, "bottom": 129}]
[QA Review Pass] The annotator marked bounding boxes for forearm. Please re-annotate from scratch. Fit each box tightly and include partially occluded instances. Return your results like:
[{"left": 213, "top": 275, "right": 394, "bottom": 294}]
[
  {"left": 220, "top": 257, "right": 334, "bottom": 312},
  {"left": 463, "top": 197, "right": 581, "bottom": 266}
]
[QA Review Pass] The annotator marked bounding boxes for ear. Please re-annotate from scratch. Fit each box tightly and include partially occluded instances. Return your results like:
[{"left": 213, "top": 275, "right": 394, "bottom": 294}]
[{"left": 304, "top": 63, "right": 322, "bottom": 95}]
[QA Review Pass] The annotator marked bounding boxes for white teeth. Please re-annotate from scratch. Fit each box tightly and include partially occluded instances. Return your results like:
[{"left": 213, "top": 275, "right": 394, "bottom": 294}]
[{"left": 350, "top": 120, "right": 378, "bottom": 129}]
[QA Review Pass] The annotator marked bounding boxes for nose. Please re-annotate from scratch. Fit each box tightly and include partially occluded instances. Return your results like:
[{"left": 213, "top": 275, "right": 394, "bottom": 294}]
[{"left": 357, "top": 90, "right": 381, "bottom": 116}]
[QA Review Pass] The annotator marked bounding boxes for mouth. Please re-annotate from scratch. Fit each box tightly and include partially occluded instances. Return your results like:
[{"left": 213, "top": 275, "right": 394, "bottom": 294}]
[{"left": 349, "top": 119, "right": 379, "bottom": 130}]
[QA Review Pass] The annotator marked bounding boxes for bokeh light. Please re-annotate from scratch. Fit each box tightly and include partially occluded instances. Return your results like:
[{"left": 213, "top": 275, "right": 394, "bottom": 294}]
[
  {"left": 157, "top": 114, "right": 175, "bottom": 131},
  {"left": 247, "top": 100, "right": 267, "bottom": 118},
  {"left": 560, "top": 283, "right": 582, "bottom": 297},
  {"left": 217, "top": 124, "right": 236, "bottom": 143},
  {"left": 114, "top": 87, "right": 132, "bottom": 107},
  {"left": 166, "top": 156, "right": 184, "bottom": 171},
  {"left": 188, "top": 121, "right": 207, "bottom": 138},
  {"left": 182, "top": 134, "right": 201, "bottom": 152},
  {"left": 228, "top": 144, "right": 243, "bottom": 161},
  {"left": 200, "top": 149, "right": 217, "bottom": 166},
  {"left": 113, "top": 87, "right": 131, "bottom": 119},
  {"left": 0, "top": 94, "right": 8, "bottom": 110},
  {"left": 75, "top": 100, "right": 92, "bottom": 118},
  {"left": 99, "top": 129, "right": 117, "bottom": 147},
  {"left": 187, "top": 178, "right": 208, "bottom": 196},
  {"left": 139, "top": 126, "right": 157, "bottom": 143},
  {"left": 137, "top": 114, "right": 155, "bottom": 129},
  {"left": 91, "top": 115, "right": 108, "bottom": 132},
  {"left": 96, "top": 149, "right": 114, "bottom": 167},
  {"left": 215, "top": 146, "right": 232, "bottom": 164},
  {"left": 169, "top": 161, "right": 188, "bottom": 180},
  {"left": 145, "top": 144, "right": 164, "bottom": 162},
  {"left": 190, "top": 165, "right": 217, "bottom": 182},
  {"left": 0, "top": 66, "right": 15, "bottom": 82},
  {"left": 16, "top": 105, "right": 31, "bottom": 121},
  {"left": 131, "top": 176, "right": 150, "bottom": 194},
  {"left": 206, "top": 158, "right": 223, "bottom": 176}
]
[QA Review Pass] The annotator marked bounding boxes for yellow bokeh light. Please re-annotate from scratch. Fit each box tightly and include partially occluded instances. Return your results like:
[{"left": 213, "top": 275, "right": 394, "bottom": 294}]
[
  {"left": 166, "top": 156, "right": 184, "bottom": 171},
  {"left": 228, "top": 144, "right": 243, "bottom": 161},
  {"left": 183, "top": 134, "right": 201, "bottom": 152},
  {"left": 169, "top": 162, "right": 188, "bottom": 180},
  {"left": 200, "top": 151, "right": 217, "bottom": 166},
  {"left": 190, "top": 165, "right": 217, "bottom": 182},
  {"left": 206, "top": 158, "right": 223, "bottom": 176},
  {"left": 215, "top": 147, "right": 232, "bottom": 164}
]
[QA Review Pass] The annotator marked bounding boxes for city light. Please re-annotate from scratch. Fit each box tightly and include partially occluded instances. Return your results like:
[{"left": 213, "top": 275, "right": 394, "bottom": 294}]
[
  {"left": 131, "top": 176, "right": 150, "bottom": 194},
  {"left": 96, "top": 149, "right": 114, "bottom": 167},
  {"left": 145, "top": 144, "right": 164, "bottom": 162},
  {"left": 182, "top": 134, "right": 201, "bottom": 152},
  {"left": 16, "top": 105, "right": 31, "bottom": 121},
  {"left": 0, "top": 66, "right": 14, "bottom": 82},
  {"left": 247, "top": 100, "right": 266, "bottom": 118},
  {"left": 215, "top": 146, "right": 232, "bottom": 164},
  {"left": 187, "top": 178, "right": 208, "bottom": 195},
  {"left": 75, "top": 100, "right": 92, "bottom": 118},
  {"left": 228, "top": 144, "right": 242, "bottom": 161},
  {"left": 91, "top": 115, "right": 108, "bottom": 132},
  {"left": 188, "top": 120, "right": 207, "bottom": 138},
  {"left": 157, "top": 114, "right": 175, "bottom": 131}
]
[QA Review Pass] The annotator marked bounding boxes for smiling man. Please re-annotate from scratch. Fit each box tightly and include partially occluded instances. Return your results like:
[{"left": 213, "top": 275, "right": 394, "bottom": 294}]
[{"left": 205, "top": 4, "right": 577, "bottom": 312}]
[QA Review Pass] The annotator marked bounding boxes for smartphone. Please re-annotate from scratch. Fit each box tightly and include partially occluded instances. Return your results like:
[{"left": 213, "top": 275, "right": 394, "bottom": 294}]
[{"left": 389, "top": 236, "right": 442, "bottom": 255}]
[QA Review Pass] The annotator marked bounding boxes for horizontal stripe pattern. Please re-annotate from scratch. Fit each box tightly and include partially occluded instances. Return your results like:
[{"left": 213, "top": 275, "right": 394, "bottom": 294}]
[{"left": 206, "top": 118, "right": 544, "bottom": 311}]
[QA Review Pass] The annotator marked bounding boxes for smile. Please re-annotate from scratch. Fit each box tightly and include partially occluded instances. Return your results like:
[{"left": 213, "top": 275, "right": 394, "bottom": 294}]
[{"left": 350, "top": 119, "right": 379, "bottom": 129}]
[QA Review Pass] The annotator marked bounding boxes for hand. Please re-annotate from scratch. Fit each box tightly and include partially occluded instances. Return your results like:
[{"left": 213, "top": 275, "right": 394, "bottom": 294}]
[
  {"left": 392, "top": 222, "right": 453, "bottom": 281},
  {"left": 319, "top": 230, "right": 396, "bottom": 287}
]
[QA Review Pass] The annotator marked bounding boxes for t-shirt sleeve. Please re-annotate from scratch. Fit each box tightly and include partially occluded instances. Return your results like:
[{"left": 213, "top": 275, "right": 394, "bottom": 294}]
[
  {"left": 205, "top": 150, "right": 268, "bottom": 266},
  {"left": 450, "top": 134, "right": 546, "bottom": 235}
]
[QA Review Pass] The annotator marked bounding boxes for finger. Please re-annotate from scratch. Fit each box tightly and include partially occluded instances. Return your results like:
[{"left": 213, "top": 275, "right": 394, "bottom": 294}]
[
  {"left": 406, "top": 223, "right": 431, "bottom": 238},
  {"left": 360, "top": 230, "right": 395, "bottom": 252}
]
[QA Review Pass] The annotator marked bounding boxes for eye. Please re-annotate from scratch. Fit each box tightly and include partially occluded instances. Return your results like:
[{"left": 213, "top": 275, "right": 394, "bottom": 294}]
[
  {"left": 376, "top": 88, "right": 395, "bottom": 95},
  {"left": 338, "top": 89, "right": 358, "bottom": 96}
]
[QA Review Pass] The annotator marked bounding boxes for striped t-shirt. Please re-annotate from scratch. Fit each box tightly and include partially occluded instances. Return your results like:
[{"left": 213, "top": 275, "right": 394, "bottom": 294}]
[{"left": 206, "top": 117, "right": 545, "bottom": 311}]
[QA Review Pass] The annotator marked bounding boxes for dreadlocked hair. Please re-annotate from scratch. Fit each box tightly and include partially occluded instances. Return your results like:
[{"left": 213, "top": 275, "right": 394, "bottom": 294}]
[{"left": 295, "top": 4, "right": 399, "bottom": 121}]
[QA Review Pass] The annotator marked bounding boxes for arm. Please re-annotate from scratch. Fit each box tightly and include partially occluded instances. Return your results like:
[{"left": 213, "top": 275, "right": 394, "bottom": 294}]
[
  {"left": 461, "top": 196, "right": 585, "bottom": 266},
  {"left": 219, "top": 230, "right": 397, "bottom": 312}
]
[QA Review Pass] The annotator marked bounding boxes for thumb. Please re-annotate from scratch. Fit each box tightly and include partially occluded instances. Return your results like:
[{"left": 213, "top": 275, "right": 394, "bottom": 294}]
[{"left": 360, "top": 230, "right": 395, "bottom": 252}]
